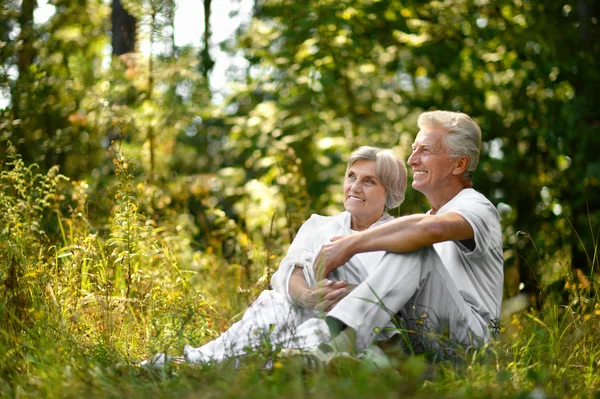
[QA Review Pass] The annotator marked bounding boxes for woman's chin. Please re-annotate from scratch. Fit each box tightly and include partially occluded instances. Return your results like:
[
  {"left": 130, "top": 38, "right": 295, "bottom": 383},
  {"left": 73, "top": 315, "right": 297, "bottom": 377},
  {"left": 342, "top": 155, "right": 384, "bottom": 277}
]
[{"left": 344, "top": 203, "right": 363, "bottom": 215}]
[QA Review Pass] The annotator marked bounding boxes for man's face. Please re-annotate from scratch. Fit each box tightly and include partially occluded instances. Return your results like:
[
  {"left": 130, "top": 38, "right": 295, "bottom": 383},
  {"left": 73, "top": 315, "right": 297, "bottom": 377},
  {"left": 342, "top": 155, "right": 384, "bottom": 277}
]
[{"left": 408, "top": 128, "right": 458, "bottom": 196}]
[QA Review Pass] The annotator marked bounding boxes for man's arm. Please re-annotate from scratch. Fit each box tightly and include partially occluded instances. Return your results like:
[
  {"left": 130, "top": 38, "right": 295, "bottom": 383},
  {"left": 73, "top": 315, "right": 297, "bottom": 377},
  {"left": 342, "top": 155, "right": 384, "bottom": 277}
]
[{"left": 314, "top": 212, "right": 473, "bottom": 281}]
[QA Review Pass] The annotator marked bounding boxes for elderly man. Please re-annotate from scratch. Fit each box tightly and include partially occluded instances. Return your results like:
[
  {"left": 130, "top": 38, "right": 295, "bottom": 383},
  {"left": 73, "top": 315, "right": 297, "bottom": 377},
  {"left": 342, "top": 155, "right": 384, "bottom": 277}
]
[{"left": 313, "top": 110, "right": 503, "bottom": 355}]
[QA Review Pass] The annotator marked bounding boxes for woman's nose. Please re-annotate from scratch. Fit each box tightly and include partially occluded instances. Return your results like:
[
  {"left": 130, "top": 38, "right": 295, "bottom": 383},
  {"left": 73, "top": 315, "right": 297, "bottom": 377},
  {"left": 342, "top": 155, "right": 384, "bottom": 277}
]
[{"left": 351, "top": 180, "right": 363, "bottom": 191}]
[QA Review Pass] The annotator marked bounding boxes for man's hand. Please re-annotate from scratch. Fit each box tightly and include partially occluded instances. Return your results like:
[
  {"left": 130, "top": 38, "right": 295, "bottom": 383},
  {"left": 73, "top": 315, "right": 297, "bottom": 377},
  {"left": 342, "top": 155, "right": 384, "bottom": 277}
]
[{"left": 313, "top": 235, "right": 354, "bottom": 281}]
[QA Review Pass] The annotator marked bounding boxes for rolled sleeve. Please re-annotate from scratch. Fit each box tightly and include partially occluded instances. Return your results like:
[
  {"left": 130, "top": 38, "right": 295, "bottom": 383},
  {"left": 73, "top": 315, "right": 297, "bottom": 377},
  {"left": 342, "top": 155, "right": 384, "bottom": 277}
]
[
  {"left": 270, "top": 215, "right": 322, "bottom": 300},
  {"left": 271, "top": 249, "right": 315, "bottom": 301}
]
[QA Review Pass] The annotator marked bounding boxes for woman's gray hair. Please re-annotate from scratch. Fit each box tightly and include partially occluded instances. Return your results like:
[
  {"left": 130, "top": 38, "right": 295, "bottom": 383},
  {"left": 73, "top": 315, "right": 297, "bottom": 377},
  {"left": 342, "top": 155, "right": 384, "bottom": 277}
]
[
  {"left": 417, "top": 110, "right": 482, "bottom": 181},
  {"left": 347, "top": 146, "right": 407, "bottom": 210}
]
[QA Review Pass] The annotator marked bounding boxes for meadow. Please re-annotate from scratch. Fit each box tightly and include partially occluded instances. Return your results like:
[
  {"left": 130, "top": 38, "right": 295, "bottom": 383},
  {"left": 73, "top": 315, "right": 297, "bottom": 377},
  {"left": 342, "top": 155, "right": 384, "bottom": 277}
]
[
  {"left": 1, "top": 142, "right": 599, "bottom": 399},
  {"left": 2, "top": 0, "right": 600, "bottom": 397}
]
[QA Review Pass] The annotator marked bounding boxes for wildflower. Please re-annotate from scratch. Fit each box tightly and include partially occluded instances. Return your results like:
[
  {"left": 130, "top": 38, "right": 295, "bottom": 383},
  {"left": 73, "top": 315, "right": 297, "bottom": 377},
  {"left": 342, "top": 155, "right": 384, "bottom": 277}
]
[{"left": 273, "top": 361, "right": 283, "bottom": 369}]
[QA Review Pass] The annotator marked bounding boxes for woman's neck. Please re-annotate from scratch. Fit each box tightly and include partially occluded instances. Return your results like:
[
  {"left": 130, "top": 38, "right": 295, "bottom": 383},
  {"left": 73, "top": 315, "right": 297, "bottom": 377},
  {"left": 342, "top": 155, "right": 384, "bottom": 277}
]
[{"left": 350, "top": 213, "right": 383, "bottom": 231}]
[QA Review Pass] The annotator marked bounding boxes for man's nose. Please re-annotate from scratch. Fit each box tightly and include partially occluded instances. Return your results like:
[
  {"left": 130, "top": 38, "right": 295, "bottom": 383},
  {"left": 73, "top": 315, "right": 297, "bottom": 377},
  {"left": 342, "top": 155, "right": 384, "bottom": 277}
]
[{"left": 408, "top": 150, "right": 419, "bottom": 166}]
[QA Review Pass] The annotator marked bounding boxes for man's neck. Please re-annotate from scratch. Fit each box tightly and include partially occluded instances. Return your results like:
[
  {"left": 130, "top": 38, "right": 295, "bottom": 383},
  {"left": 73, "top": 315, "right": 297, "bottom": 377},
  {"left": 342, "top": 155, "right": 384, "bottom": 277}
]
[{"left": 427, "top": 184, "right": 471, "bottom": 215}]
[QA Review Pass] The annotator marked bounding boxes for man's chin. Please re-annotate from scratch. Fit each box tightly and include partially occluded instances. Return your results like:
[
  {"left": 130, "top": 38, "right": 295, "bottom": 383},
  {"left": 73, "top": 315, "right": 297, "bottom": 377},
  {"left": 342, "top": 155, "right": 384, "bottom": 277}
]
[{"left": 411, "top": 181, "right": 424, "bottom": 189}]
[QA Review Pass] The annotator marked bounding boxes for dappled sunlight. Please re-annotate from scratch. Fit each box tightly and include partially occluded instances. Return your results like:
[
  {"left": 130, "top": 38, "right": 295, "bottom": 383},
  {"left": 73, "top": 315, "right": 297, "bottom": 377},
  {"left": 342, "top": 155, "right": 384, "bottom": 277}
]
[{"left": 1, "top": 0, "right": 600, "bottom": 396}]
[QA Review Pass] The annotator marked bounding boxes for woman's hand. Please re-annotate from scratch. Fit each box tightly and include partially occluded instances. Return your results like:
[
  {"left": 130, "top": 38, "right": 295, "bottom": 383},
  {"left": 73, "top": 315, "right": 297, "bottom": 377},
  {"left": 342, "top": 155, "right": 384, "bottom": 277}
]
[
  {"left": 311, "top": 279, "right": 348, "bottom": 312},
  {"left": 296, "top": 279, "right": 347, "bottom": 310},
  {"left": 294, "top": 279, "right": 346, "bottom": 309},
  {"left": 299, "top": 279, "right": 357, "bottom": 313},
  {"left": 316, "top": 282, "right": 357, "bottom": 313}
]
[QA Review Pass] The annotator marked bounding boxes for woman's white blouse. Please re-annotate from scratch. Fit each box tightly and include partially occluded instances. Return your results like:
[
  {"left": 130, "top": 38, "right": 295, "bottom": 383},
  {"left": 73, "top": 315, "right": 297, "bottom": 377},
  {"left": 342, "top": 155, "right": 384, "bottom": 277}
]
[{"left": 270, "top": 211, "right": 393, "bottom": 302}]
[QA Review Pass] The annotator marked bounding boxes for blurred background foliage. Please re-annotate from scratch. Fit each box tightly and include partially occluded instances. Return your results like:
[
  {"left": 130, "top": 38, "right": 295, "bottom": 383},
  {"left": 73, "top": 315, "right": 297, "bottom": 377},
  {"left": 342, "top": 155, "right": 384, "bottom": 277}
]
[
  {"left": 1, "top": 0, "right": 599, "bottom": 352},
  {"left": 1, "top": 0, "right": 600, "bottom": 395}
]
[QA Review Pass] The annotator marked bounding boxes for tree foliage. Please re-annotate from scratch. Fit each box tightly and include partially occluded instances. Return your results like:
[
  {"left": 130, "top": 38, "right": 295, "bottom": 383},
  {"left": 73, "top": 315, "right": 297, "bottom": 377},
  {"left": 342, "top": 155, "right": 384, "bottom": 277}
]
[
  {"left": 1, "top": 0, "right": 599, "bottom": 303},
  {"left": 226, "top": 0, "right": 600, "bottom": 295},
  {"left": 1, "top": 0, "right": 600, "bottom": 395}
]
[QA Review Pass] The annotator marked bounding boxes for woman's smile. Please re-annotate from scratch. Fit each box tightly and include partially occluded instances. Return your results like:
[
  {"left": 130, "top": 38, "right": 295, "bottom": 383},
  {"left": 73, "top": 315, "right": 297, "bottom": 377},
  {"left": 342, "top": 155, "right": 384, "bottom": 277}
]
[{"left": 343, "top": 160, "right": 387, "bottom": 231}]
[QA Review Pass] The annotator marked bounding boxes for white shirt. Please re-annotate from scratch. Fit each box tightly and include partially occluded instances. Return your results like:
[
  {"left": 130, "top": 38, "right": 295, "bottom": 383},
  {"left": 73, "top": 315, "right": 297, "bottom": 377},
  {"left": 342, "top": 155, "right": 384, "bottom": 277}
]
[
  {"left": 432, "top": 188, "right": 504, "bottom": 323},
  {"left": 270, "top": 211, "right": 393, "bottom": 301}
]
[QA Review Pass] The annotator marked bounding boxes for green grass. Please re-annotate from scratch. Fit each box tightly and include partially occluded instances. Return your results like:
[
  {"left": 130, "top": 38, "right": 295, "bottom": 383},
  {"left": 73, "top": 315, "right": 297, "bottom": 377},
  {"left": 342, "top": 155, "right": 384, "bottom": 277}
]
[
  {"left": 3, "top": 309, "right": 600, "bottom": 399},
  {"left": 2, "top": 144, "right": 600, "bottom": 398}
]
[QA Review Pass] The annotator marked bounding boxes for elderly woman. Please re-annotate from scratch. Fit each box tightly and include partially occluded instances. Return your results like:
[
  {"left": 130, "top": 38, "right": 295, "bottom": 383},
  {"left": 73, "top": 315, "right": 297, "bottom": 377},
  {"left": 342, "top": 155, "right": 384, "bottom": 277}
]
[{"left": 148, "top": 146, "right": 407, "bottom": 366}]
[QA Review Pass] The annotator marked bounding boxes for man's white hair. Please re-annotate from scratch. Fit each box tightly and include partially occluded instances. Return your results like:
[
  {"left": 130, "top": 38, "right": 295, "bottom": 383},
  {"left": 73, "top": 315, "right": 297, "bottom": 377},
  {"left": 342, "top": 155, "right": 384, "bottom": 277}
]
[{"left": 417, "top": 110, "right": 482, "bottom": 181}]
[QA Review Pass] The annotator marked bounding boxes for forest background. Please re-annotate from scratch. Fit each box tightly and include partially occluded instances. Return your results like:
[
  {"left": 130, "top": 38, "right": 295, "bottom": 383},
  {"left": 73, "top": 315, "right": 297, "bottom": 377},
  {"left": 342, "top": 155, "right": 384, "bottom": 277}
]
[{"left": 1, "top": 0, "right": 600, "bottom": 397}]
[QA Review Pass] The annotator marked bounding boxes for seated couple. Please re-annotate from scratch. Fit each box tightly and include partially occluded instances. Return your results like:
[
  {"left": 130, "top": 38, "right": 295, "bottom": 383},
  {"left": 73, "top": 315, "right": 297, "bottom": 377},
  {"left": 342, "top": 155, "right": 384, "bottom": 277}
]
[{"left": 147, "top": 110, "right": 503, "bottom": 367}]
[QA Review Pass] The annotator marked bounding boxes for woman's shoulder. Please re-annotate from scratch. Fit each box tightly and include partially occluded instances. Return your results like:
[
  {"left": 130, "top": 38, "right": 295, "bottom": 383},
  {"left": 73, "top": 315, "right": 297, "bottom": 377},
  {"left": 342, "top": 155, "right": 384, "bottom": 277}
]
[{"left": 303, "top": 212, "right": 349, "bottom": 229}]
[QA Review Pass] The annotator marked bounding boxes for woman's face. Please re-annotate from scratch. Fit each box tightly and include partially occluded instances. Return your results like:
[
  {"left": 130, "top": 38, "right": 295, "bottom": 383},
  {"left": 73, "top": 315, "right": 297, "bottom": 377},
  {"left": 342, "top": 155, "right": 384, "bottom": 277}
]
[{"left": 343, "top": 159, "right": 387, "bottom": 229}]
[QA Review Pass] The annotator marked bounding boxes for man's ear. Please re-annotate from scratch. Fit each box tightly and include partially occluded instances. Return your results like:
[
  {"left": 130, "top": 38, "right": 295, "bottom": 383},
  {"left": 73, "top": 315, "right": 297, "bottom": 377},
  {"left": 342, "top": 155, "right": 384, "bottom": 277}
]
[{"left": 453, "top": 156, "right": 470, "bottom": 175}]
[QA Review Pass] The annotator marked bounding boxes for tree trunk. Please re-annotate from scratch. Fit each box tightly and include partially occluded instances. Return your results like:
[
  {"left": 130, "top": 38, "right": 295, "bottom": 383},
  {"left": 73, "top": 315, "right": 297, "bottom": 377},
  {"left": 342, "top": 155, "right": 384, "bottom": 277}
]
[
  {"left": 16, "top": 0, "right": 35, "bottom": 79},
  {"left": 200, "top": 0, "right": 214, "bottom": 78},
  {"left": 148, "top": 6, "right": 156, "bottom": 181},
  {"left": 111, "top": 0, "right": 136, "bottom": 55},
  {"left": 12, "top": 0, "right": 35, "bottom": 153}
]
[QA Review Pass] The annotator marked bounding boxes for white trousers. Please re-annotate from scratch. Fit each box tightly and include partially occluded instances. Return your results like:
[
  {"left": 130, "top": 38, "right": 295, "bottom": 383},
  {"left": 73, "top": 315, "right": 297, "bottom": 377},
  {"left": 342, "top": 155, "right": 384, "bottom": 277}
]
[
  {"left": 183, "top": 290, "right": 330, "bottom": 364},
  {"left": 326, "top": 247, "right": 489, "bottom": 351}
]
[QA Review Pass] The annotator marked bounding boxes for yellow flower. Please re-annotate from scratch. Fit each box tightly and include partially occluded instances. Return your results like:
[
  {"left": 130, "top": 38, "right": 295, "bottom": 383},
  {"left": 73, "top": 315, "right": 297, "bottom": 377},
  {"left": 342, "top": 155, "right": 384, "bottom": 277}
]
[{"left": 273, "top": 361, "right": 283, "bottom": 369}]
